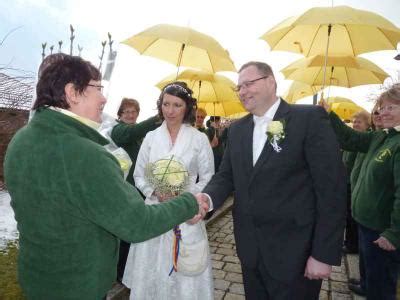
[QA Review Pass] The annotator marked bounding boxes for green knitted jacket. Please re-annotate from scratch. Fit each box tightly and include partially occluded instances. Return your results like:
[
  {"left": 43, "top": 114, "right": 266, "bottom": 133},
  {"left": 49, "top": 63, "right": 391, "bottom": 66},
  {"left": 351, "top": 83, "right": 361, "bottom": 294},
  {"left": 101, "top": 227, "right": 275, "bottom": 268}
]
[
  {"left": 329, "top": 111, "right": 400, "bottom": 248},
  {"left": 4, "top": 108, "right": 197, "bottom": 299}
]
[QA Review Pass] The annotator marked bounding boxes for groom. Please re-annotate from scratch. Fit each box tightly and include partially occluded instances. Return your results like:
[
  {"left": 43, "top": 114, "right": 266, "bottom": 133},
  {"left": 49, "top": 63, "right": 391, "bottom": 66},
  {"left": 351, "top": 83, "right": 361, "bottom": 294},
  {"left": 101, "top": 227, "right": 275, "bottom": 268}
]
[{"left": 199, "top": 61, "right": 346, "bottom": 299}]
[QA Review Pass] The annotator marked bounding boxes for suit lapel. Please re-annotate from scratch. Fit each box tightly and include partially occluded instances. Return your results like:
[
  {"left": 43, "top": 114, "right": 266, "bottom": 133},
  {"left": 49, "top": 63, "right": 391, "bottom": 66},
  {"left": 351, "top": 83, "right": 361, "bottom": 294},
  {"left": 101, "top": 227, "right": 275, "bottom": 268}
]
[
  {"left": 241, "top": 115, "right": 254, "bottom": 177},
  {"left": 250, "top": 100, "right": 291, "bottom": 183}
]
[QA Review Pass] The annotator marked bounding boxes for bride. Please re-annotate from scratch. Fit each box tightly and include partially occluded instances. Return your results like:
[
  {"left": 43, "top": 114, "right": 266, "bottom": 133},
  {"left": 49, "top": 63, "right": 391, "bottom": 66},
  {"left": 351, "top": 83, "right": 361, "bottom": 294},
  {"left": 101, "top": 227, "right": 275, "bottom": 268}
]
[{"left": 123, "top": 82, "right": 215, "bottom": 299}]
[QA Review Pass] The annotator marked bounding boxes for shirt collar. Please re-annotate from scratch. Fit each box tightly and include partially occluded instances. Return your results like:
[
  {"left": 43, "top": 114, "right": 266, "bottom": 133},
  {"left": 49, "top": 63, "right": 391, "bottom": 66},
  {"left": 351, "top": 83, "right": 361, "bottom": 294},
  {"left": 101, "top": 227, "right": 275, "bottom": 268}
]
[
  {"left": 253, "top": 98, "right": 281, "bottom": 123},
  {"left": 49, "top": 106, "right": 101, "bottom": 130}
]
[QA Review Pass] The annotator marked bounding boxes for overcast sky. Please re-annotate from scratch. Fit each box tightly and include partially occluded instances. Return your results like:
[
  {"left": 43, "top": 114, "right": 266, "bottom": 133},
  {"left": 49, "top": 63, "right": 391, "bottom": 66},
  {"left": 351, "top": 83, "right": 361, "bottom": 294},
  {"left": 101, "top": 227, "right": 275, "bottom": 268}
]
[{"left": 1, "top": 0, "right": 399, "bottom": 120}]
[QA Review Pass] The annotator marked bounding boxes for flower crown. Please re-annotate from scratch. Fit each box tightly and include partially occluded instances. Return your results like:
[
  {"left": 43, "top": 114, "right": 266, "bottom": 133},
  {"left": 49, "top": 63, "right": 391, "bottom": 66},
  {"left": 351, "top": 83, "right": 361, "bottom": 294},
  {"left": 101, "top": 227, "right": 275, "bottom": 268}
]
[{"left": 164, "top": 83, "right": 192, "bottom": 97}]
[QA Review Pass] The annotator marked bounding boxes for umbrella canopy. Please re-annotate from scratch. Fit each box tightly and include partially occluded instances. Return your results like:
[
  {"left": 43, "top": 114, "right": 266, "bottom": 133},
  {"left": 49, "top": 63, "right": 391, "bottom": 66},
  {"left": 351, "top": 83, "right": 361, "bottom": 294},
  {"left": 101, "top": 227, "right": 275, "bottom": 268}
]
[
  {"left": 197, "top": 101, "right": 246, "bottom": 117},
  {"left": 122, "top": 24, "right": 236, "bottom": 73},
  {"left": 326, "top": 96, "right": 354, "bottom": 104},
  {"left": 282, "top": 81, "right": 322, "bottom": 103},
  {"left": 260, "top": 5, "right": 400, "bottom": 57},
  {"left": 156, "top": 69, "right": 240, "bottom": 103},
  {"left": 281, "top": 55, "right": 389, "bottom": 88},
  {"left": 330, "top": 101, "right": 366, "bottom": 120}
]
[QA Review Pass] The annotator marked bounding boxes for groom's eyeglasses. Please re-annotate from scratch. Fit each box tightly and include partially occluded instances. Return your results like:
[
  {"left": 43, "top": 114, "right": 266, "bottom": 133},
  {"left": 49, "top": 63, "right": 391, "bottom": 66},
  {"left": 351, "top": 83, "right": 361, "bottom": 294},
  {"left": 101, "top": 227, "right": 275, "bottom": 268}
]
[{"left": 234, "top": 75, "right": 269, "bottom": 92}]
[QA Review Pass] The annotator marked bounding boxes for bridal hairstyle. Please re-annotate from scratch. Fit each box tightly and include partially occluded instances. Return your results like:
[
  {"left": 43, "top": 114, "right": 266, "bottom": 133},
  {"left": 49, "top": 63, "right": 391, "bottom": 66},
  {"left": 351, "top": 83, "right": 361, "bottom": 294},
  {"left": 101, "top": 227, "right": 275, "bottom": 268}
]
[
  {"left": 157, "top": 81, "right": 197, "bottom": 124},
  {"left": 33, "top": 55, "right": 101, "bottom": 110}
]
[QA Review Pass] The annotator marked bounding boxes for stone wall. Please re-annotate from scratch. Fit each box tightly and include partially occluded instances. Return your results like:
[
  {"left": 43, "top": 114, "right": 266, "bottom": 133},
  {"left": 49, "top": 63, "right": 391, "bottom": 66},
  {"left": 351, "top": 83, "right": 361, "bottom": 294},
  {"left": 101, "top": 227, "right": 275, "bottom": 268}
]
[{"left": 0, "top": 109, "right": 29, "bottom": 189}]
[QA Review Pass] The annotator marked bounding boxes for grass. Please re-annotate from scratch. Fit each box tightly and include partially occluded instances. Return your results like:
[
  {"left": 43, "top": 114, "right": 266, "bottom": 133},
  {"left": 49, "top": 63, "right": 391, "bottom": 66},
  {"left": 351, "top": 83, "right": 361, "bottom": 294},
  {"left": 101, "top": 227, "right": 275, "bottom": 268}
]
[{"left": 0, "top": 241, "right": 25, "bottom": 300}]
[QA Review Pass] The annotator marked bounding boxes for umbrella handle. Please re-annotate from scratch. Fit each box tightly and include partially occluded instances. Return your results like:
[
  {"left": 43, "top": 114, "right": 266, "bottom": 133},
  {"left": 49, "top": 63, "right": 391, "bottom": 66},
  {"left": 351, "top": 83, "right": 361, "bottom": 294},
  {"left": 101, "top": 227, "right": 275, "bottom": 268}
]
[
  {"left": 175, "top": 44, "right": 186, "bottom": 79},
  {"left": 321, "top": 24, "right": 332, "bottom": 99}
]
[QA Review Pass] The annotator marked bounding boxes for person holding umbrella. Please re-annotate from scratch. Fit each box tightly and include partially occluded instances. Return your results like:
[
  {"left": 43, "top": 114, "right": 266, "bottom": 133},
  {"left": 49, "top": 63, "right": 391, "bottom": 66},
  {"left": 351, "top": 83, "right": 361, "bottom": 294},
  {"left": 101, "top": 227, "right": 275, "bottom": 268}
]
[{"left": 320, "top": 84, "right": 400, "bottom": 300}]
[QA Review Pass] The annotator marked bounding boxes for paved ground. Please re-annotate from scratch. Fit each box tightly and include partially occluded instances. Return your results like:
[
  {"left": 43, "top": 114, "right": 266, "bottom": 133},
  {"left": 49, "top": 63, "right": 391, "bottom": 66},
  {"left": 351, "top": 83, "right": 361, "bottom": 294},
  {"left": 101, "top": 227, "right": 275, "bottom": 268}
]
[{"left": 108, "top": 197, "right": 363, "bottom": 300}]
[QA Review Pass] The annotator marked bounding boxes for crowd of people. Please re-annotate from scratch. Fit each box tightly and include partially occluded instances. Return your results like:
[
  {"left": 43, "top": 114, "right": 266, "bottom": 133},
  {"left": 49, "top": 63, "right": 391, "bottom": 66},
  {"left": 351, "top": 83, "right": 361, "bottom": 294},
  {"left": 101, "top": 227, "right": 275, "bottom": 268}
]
[{"left": 3, "top": 53, "right": 399, "bottom": 300}]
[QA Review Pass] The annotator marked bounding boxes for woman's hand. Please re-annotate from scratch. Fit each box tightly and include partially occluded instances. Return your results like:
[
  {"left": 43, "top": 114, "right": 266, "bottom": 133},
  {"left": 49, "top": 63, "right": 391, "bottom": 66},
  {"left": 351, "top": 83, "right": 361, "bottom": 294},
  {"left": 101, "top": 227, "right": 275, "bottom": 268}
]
[
  {"left": 154, "top": 191, "right": 174, "bottom": 202},
  {"left": 374, "top": 236, "right": 396, "bottom": 251}
]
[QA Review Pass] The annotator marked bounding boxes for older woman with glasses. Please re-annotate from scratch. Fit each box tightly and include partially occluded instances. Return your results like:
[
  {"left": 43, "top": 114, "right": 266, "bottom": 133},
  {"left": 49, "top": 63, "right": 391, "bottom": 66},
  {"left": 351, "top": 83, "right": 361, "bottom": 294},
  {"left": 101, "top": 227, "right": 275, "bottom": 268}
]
[
  {"left": 320, "top": 84, "right": 400, "bottom": 300},
  {"left": 4, "top": 55, "right": 206, "bottom": 299}
]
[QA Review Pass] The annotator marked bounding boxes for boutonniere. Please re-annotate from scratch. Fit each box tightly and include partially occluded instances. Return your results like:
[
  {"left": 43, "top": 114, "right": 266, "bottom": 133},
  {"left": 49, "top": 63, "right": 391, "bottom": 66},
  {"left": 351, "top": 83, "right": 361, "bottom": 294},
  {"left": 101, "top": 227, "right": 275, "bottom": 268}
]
[{"left": 266, "top": 120, "right": 286, "bottom": 153}]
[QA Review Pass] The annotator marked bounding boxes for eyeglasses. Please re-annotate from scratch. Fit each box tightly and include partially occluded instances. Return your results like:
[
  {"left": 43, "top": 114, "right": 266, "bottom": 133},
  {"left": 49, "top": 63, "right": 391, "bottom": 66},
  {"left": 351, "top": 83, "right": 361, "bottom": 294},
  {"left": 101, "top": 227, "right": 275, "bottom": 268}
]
[
  {"left": 87, "top": 84, "right": 104, "bottom": 92},
  {"left": 122, "top": 109, "right": 138, "bottom": 115},
  {"left": 378, "top": 104, "right": 400, "bottom": 113},
  {"left": 234, "top": 75, "right": 269, "bottom": 92}
]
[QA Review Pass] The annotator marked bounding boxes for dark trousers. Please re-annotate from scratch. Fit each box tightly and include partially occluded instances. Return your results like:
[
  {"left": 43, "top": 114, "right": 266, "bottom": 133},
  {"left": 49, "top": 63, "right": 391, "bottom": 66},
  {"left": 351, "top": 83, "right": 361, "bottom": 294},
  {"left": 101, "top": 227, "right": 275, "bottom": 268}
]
[
  {"left": 358, "top": 224, "right": 399, "bottom": 300},
  {"left": 344, "top": 185, "right": 358, "bottom": 252},
  {"left": 241, "top": 262, "right": 322, "bottom": 300},
  {"left": 116, "top": 240, "right": 130, "bottom": 282},
  {"left": 357, "top": 229, "right": 366, "bottom": 290}
]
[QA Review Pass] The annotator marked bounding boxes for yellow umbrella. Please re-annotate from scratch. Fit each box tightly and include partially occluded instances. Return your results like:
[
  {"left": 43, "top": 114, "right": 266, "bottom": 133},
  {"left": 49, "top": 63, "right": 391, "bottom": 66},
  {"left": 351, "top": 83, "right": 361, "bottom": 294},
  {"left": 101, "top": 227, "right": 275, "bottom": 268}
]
[
  {"left": 156, "top": 69, "right": 240, "bottom": 103},
  {"left": 326, "top": 96, "right": 354, "bottom": 105},
  {"left": 261, "top": 6, "right": 400, "bottom": 57},
  {"left": 197, "top": 101, "right": 246, "bottom": 117},
  {"left": 122, "top": 24, "right": 236, "bottom": 73},
  {"left": 281, "top": 55, "right": 389, "bottom": 88},
  {"left": 261, "top": 6, "right": 400, "bottom": 92},
  {"left": 282, "top": 81, "right": 322, "bottom": 103},
  {"left": 330, "top": 101, "right": 366, "bottom": 120}
]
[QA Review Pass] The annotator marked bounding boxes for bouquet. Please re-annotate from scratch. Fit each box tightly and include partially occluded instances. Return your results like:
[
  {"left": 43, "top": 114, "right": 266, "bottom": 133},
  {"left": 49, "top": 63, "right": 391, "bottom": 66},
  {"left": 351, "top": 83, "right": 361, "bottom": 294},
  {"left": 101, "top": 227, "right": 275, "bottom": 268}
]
[{"left": 145, "top": 155, "right": 189, "bottom": 198}]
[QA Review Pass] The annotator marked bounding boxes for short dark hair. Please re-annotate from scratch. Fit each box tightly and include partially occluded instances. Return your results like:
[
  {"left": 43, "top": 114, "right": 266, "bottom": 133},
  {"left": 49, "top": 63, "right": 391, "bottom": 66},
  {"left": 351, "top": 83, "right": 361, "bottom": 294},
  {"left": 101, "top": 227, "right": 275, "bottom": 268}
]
[
  {"left": 209, "top": 116, "right": 221, "bottom": 122},
  {"left": 38, "top": 53, "right": 68, "bottom": 78},
  {"left": 33, "top": 55, "right": 101, "bottom": 110},
  {"left": 239, "top": 61, "right": 274, "bottom": 77},
  {"left": 117, "top": 98, "right": 140, "bottom": 118},
  {"left": 157, "top": 81, "right": 197, "bottom": 124}
]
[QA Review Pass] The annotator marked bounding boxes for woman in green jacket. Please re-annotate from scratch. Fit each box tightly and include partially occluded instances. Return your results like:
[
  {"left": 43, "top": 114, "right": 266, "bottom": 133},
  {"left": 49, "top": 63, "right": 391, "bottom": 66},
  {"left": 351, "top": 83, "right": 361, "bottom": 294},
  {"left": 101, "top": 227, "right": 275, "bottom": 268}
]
[
  {"left": 321, "top": 84, "right": 400, "bottom": 300},
  {"left": 4, "top": 55, "right": 207, "bottom": 300}
]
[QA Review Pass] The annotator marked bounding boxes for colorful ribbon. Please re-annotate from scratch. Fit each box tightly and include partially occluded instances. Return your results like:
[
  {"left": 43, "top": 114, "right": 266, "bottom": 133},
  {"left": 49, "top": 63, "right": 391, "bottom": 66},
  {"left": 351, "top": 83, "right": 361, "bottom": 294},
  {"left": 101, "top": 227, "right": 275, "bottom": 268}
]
[{"left": 169, "top": 225, "right": 182, "bottom": 276}]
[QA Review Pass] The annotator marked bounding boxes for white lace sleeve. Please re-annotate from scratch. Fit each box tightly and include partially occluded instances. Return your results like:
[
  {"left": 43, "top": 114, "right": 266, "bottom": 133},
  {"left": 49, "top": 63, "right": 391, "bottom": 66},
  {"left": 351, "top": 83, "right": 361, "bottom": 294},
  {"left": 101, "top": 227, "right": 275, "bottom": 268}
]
[
  {"left": 133, "top": 132, "right": 154, "bottom": 197},
  {"left": 192, "top": 133, "right": 214, "bottom": 194}
]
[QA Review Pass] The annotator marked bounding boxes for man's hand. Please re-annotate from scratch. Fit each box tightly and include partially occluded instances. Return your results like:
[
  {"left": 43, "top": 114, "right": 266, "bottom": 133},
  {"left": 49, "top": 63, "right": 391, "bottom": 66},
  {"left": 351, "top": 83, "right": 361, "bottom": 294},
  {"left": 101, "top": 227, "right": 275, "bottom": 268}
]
[
  {"left": 210, "top": 136, "right": 219, "bottom": 148},
  {"left": 318, "top": 99, "right": 330, "bottom": 113},
  {"left": 374, "top": 236, "right": 396, "bottom": 251},
  {"left": 304, "top": 256, "right": 332, "bottom": 280},
  {"left": 186, "top": 193, "right": 209, "bottom": 225}
]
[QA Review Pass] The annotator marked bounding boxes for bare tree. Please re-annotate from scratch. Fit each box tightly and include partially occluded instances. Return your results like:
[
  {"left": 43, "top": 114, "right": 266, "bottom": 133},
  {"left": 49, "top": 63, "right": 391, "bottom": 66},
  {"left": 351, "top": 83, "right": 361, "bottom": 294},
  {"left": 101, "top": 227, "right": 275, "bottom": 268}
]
[
  {"left": 0, "top": 27, "right": 35, "bottom": 110},
  {"left": 0, "top": 72, "right": 34, "bottom": 110}
]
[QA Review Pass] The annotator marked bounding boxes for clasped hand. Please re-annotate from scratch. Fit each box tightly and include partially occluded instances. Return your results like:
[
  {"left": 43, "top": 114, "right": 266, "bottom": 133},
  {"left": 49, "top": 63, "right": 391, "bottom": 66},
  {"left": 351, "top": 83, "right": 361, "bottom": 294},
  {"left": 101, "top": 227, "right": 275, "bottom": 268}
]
[
  {"left": 186, "top": 194, "right": 210, "bottom": 225},
  {"left": 154, "top": 191, "right": 209, "bottom": 224}
]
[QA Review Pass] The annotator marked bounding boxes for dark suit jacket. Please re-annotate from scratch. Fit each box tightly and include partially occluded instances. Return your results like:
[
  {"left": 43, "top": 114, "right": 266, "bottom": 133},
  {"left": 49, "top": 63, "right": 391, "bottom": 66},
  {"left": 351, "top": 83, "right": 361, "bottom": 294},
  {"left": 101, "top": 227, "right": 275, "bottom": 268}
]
[{"left": 203, "top": 100, "right": 346, "bottom": 282}]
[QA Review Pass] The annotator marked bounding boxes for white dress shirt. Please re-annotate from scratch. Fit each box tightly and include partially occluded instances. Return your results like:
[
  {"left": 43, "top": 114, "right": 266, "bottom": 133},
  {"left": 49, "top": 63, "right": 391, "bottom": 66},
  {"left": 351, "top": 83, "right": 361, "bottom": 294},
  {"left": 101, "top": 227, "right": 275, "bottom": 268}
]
[
  {"left": 252, "top": 98, "right": 281, "bottom": 165},
  {"left": 204, "top": 98, "right": 281, "bottom": 211}
]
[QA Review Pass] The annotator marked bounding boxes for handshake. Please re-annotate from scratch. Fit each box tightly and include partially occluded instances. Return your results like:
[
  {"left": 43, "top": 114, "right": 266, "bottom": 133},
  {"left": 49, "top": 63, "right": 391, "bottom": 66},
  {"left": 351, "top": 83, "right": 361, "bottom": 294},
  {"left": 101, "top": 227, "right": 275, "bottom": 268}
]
[{"left": 187, "top": 193, "right": 210, "bottom": 225}]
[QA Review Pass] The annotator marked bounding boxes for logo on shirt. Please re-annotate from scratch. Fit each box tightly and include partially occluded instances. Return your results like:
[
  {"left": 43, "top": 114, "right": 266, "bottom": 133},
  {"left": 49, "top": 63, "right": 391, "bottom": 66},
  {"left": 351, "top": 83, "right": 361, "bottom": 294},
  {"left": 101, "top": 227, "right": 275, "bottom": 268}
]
[{"left": 374, "top": 148, "right": 392, "bottom": 162}]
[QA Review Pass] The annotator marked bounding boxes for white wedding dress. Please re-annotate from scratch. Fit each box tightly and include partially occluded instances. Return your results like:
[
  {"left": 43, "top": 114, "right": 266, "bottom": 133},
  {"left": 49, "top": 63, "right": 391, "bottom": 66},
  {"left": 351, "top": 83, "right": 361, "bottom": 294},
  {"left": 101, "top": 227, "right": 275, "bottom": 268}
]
[{"left": 123, "top": 122, "right": 215, "bottom": 300}]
